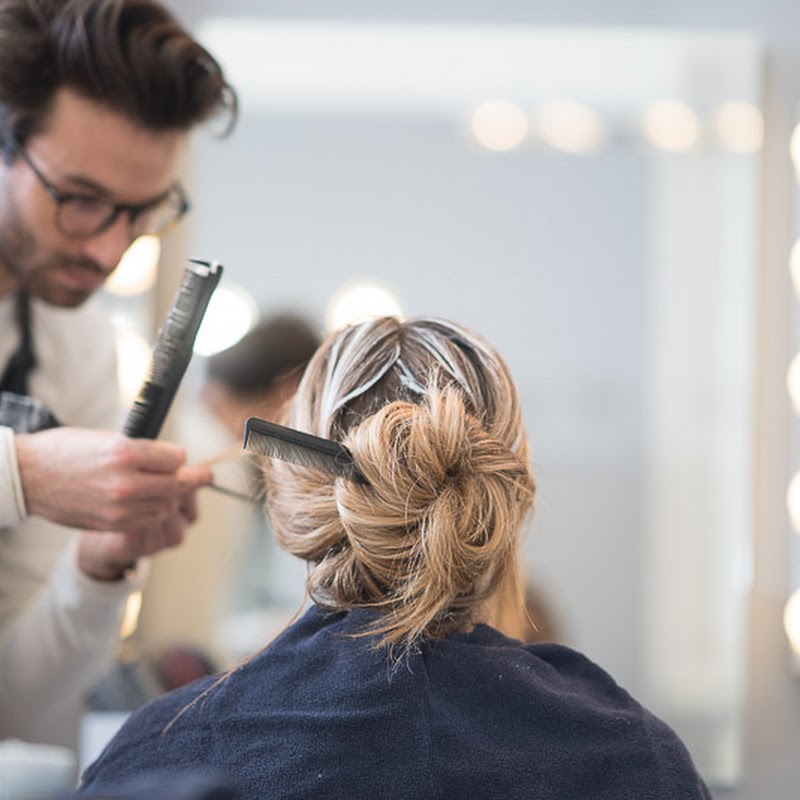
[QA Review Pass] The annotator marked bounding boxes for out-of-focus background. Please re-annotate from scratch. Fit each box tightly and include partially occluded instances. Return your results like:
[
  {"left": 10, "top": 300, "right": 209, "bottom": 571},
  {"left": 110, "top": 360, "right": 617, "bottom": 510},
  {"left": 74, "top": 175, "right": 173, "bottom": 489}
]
[{"left": 92, "top": 3, "right": 800, "bottom": 798}]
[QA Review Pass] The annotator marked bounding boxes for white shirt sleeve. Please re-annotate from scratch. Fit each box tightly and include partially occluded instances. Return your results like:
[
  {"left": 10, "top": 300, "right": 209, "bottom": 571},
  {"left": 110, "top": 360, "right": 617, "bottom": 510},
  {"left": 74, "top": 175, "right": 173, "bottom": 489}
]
[
  {"left": 0, "top": 426, "right": 26, "bottom": 529},
  {"left": 0, "top": 294, "right": 122, "bottom": 529},
  {"left": 0, "top": 296, "right": 133, "bottom": 747},
  {"left": 0, "top": 539, "right": 147, "bottom": 743}
]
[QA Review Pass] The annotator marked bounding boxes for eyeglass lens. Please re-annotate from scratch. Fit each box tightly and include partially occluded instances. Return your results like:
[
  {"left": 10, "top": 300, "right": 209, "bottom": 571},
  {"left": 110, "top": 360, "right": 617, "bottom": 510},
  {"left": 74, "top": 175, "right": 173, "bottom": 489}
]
[{"left": 56, "top": 190, "right": 187, "bottom": 238}]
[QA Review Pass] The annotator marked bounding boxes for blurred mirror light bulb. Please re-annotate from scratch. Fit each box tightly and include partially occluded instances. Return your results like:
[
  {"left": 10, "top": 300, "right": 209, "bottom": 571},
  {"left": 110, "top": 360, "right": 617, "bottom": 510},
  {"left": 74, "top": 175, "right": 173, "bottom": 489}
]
[
  {"left": 713, "top": 101, "right": 763, "bottom": 153},
  {"left": 783, "top": 587, "right": 800, "bottom": 658},
  {"left": 641, "top": 99, "right": 700, "bottom": 152},
  {"left": 112, "top": 317, "right": 153, "bottom": 406},
  {"left": 791, "top": 239, "right": 800, "bottom": 301},
  {"left": 325, "top": 281, "right": 403, "bottom": 332},
  {"left": 537, "top": 100, "right": 607, "bottom": 154},
  {"left": 471, "top": 99, "right": 528, "bottom": 152},
  {"left": 786, "top": 470, "right": 800, "bottom": 534},
  {"left": 105, "top": 235, "right": 160, "bottom": 297},
  {"left": 788, "top": 352, "right": 800, "bottom": 415},
  {"left": 193, "top": 283, "right": 259, "bottom": 356},
  {"left": 120, "top": 591, "right": 143, "bottom": 640},
  {"left": 791, "top": 122, "right": 800, "bottom": 180}
]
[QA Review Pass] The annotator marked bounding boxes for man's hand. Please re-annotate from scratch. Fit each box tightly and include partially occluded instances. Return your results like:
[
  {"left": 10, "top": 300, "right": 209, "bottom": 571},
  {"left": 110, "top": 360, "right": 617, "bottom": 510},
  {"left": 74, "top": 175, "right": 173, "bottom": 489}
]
[
  {"left": 15, "top": 427, "right": 212, "bottom": 533},
  {"left": 76, "top": 480, "right": 202, "bottom": 581}
]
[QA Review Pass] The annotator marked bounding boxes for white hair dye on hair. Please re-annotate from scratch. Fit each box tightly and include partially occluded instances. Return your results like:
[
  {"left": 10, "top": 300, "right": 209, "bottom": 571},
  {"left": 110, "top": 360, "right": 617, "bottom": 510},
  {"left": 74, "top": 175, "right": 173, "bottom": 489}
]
[{"left": 265, "top": 316, "right": 535, "bottom": 655}]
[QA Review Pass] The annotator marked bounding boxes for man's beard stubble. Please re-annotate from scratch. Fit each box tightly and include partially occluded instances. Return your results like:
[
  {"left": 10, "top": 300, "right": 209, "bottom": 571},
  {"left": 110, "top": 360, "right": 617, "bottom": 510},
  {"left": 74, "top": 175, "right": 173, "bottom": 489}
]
[{"left": 0, "top": 211, "right": 105, "bottom": 308}]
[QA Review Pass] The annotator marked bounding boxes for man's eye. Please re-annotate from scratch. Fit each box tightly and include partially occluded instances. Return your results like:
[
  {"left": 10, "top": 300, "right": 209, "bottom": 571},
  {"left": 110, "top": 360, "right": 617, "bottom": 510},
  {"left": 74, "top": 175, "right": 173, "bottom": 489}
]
[{"left": 66, "top": 195, "right": 110, "bottom": 214}]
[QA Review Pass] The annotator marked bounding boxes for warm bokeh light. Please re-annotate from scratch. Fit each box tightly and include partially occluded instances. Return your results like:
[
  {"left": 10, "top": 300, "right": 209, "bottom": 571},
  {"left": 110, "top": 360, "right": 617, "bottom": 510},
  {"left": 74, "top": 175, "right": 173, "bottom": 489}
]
[
  {"left": 193, "top": 282, "right": 259, "bottom": 356},
  {"left": 786, "top": 470, "right": 800, "bottom": 534},
  {"left": 119, "top": 591, "right": 143, "bottom": 640},
  {"left": 784, "top": 587, "right": 800, "bottom": 655},
  {"left": 471, "top": 99, "right": 528, "bottom": 152},
  {"left": 536, "top": 100, "right": 607, "bottom": 154},
  {"left": 791, "top": 122, "right": 800, "bottom": 180},
  {"left": 713, "top": 101, "right": 763, "bottom": 153},
  {"left": 641, "top": 99, "right": 700, "bottom": 152},
  {"left": 791, "top": 239, "right": 800, "bottom": 300},
  {"left": 105, "top": 236, "right": 160, "bottom": 297},
  {"left": 787, "top": 352, "right": 800, "bottom": 416},
  {"left": 112, "top": 317, "right": 153, "bottom": 406},
  {"left": 325, "top": 281, "right": 403, "bottom": 332}
]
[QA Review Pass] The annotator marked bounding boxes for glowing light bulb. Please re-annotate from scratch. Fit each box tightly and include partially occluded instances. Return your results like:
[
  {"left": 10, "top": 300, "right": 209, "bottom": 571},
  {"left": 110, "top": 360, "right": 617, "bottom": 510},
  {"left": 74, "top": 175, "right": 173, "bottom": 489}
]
[
  {"left": 789, "top": 240, "right": 800, "bottom": 303},
  {"left": 105, "top": 236, "right": 160, "bottom": 296},
  {"left": 787, "top": 352, "right": 800, "bottom": 415},
  {"left": 120, "top": 591, "right": 143, "bottom": 640},
  {"left": 325, "top": 281, "right": 403, "bottom": 332},
  {"left": 537, "top": 100, "right": 607, "bottom": 154},
  {"left": 791, "top": 122, "right": 800, "bottom": 180},
  {"left": 713, "top": 101, "right": 763, "bottom": 153},
  {"left": 471, "top": 100, "right": 528, "bottom": 152},
  {"left": 641, "top": 99, "right": 700, "bottom": 152},
  {"left": 786, "top": 470, "right": 800, "bottom": 534},
  {"left": 193, "top": 283, "right": 259, "bottom": 356},
  {"left": 783, "top": 587, "right": 800, "bottom": 655},
  {"left": 112, "top": 318, "right": 153, "bottom": 406}
]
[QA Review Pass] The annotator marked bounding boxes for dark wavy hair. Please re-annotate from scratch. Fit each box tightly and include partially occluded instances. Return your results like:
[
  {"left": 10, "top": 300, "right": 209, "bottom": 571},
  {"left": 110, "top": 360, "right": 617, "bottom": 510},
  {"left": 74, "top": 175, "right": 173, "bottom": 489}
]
[{"left": 0, "top": 0, "right": 237, "bottom": 155}]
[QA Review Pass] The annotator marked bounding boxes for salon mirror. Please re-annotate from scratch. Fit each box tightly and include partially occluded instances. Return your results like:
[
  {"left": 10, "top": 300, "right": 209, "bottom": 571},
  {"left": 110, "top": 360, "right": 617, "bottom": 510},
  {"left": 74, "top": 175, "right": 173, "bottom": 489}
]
[{"left": 163, "top": 21, "right": 760, "bottom": 788}]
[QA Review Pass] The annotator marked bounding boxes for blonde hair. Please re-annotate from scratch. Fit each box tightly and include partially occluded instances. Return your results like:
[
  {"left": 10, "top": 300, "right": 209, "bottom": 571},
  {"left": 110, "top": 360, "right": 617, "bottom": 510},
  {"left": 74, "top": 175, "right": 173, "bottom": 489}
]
[{"left": 263, "top": 317, "right": 535, "bottom": 654}]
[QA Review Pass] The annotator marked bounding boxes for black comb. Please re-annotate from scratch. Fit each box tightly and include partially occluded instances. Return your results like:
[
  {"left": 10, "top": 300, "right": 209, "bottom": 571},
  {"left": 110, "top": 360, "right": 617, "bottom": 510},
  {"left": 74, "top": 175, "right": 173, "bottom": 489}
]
[{"left": 243, "top": 417, "right": 365, "bottom": 483}]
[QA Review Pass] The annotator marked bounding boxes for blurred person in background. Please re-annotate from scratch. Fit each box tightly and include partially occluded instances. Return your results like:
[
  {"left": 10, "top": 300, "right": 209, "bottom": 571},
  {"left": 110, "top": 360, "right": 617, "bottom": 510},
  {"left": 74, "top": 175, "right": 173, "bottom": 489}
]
[
  {"left": 200, "top": 313, "right": 320, "bottom": 658},
  {"left": 202, "top": 313, "right": 321, "bottom": 443}
]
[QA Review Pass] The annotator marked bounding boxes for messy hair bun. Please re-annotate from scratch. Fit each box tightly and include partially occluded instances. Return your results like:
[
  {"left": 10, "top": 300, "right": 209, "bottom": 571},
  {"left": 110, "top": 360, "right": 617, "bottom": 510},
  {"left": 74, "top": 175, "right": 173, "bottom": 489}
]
[{"left": 264, "top": 317, "right": 535, "bottom": 652}]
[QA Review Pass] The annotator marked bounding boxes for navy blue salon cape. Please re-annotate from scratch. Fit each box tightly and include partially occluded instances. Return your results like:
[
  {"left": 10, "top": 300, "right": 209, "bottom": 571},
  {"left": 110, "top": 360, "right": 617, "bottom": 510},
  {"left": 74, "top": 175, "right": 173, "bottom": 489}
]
[{"left": 78, "top": 605, "right": 711, "bottom": 800}]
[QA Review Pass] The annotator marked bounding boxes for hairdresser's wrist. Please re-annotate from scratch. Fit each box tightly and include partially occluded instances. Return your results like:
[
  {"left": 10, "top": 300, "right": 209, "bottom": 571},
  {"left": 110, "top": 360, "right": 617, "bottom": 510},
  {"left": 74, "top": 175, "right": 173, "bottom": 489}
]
[
  {"left": 81, "top": 559, "right": 139, "bottom": 582},
  {"left": 76, "top": 535, "right": 140, "bottom": 582},
  {"left": 13, "top": 433, "right": 41, "bottom": 518},
  {"left": 78, "top": 555, "right": 139, "bottom": 582}
]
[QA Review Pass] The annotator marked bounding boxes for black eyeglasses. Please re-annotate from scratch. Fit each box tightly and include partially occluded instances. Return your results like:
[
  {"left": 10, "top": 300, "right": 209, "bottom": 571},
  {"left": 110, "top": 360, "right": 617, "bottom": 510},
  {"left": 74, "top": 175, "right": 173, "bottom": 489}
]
[{"left": 13, "top": 138, "right": 190, "bottom": 239}]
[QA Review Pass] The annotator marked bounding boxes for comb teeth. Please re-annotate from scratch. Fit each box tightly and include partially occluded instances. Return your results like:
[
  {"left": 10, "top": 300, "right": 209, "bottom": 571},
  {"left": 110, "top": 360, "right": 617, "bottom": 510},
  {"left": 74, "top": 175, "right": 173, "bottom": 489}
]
[{"left": 243, "top": 417, "right": 365, "bottom": 483}]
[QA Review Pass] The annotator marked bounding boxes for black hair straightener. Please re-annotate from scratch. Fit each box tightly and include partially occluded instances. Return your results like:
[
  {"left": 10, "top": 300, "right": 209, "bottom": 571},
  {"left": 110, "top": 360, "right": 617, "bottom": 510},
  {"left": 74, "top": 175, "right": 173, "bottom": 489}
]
[{"left": 124, "top": 258, "right": 223, "bottom": 439}]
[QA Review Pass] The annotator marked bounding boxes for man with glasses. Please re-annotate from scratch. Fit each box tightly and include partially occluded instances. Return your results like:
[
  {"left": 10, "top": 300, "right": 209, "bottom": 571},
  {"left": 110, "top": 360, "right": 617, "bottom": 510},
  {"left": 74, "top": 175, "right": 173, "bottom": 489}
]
[
  {"left": 0, "top": 0, "right": 237, "bottom": 749},
  {"left": 11, "top": 137, "right": 191, "bottom": 248}
]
